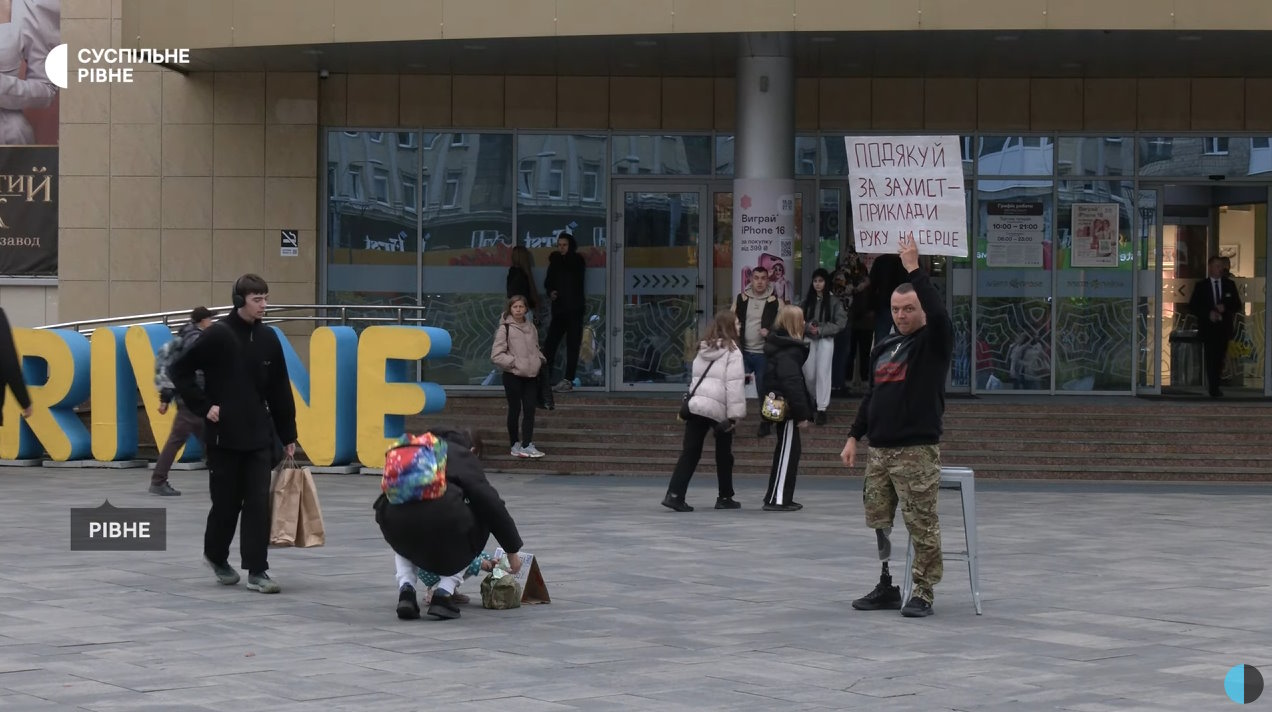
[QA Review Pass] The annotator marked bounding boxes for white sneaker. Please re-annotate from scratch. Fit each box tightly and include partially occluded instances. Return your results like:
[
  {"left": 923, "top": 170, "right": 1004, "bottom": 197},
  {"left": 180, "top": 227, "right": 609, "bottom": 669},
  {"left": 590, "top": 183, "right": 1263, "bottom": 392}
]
[
  {"left": 510, "top": 444, "right": 529, "bottom": 458},
  {"left": 521, "top": 443, "right": 546, "bottom": 458}
]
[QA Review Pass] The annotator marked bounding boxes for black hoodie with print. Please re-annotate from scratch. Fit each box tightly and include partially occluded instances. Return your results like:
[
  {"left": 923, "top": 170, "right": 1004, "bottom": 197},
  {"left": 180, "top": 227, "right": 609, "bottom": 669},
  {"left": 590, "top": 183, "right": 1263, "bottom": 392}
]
[{"left": 847, "top": 268, "right": 953, "bottom": 448}]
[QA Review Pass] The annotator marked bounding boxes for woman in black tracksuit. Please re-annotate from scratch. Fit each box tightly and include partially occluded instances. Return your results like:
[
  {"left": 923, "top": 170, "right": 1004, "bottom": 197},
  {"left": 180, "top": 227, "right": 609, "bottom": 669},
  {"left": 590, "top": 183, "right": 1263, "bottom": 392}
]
[{"left": 761, "top": 304, "right": 817, "bottom": 511}]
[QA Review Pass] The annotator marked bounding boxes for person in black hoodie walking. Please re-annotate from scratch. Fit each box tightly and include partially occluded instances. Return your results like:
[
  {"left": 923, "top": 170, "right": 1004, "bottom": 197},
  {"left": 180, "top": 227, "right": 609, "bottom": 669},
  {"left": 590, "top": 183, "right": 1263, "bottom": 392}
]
[
  {"left": 542, "top": 232, "right": 587, "bottom": 393},
  {"left": 0, "top": 307, "right": 32, "bottom": 426},
  {"left": 761, "top": 305, "right": 816, "bottom": 511},
  {"left": 841, "top": 235, "right": 954, "bottom": 618},
  {"left": 170, "top": 274, "right": 298, "bottom": 594}
]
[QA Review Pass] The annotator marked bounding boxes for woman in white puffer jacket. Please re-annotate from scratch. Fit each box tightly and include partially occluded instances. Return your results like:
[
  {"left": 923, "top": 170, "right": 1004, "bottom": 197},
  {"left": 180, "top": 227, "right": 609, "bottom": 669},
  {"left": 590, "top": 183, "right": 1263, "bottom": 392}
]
[{"left": 662, "top": 310, "right": 747, "bottom": 512}]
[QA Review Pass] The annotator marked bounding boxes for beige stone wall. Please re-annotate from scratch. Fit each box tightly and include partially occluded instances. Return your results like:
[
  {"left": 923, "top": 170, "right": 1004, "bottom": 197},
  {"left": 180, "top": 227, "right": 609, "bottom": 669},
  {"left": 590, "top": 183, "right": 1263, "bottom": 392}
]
[
  {"left": 57, "top": 1, "right": 320, "bottom": 334},
  {"left": 123, "top": 0, "right": 1272, "bottom": 49},
  {"left": 321, "top": 73, "right": 1272, "bottom": 132}
]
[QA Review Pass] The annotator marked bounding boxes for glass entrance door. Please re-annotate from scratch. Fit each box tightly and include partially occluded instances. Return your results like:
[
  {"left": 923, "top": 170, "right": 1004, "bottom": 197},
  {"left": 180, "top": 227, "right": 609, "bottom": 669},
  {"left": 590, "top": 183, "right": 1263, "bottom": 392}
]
[
  {"left": 1156, "top": 184, "right": 1269, "bottom": 396},
  {"left": 611, "top": 184, "right": 710, "bottom": 390}
]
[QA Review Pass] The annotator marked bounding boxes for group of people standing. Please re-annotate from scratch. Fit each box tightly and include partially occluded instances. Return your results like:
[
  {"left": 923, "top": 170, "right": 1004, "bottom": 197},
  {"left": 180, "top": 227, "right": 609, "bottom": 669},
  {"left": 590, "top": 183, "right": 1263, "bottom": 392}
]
[
  {"left": 492, "top": 234, "right": 588, "bottom": 459},
  {"left": 663, "top": 235, "right": 955, "bottom": 617}
]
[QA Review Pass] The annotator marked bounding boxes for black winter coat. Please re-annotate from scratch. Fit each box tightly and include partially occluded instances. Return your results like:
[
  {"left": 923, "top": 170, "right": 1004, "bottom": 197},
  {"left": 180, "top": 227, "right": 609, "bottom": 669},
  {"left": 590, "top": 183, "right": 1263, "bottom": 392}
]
[
  {"left": 762, "top": 330, "right": 816, "bottom": 422},
  {"left": 0, "top": 308, "right": 31, "bottom": 427},
  {"left": 506, "top": 266, "right": 537, "bottom": 310},
  {"left": 544, "top": 247, "right": 586, "bottom": 314},
  {"left": 374, "top": 429, "right": 524, "bottom": 575},
  {"left": 170, "top": 311, "right": 298, "bottom": 451}
]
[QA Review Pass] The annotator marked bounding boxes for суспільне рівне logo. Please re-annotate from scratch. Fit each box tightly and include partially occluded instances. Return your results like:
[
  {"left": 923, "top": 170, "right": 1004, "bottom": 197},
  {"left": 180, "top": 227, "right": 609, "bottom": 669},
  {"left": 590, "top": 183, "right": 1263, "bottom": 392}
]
[
  {"left": 1225, "top": 665, "right": 1265, "bottom": 705},
  {"left": 43, "top": 46, "right": 191, "bottom": 89},
  {"left": 70, "top": 501, "right": 167, "bottom": 551}
]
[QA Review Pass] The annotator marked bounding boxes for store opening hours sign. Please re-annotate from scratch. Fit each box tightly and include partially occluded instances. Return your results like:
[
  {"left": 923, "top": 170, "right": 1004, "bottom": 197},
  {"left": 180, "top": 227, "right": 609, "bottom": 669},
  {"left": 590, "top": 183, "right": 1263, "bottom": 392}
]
[{"left": 846, "top": 136, "right": 968, "bottom": 257}]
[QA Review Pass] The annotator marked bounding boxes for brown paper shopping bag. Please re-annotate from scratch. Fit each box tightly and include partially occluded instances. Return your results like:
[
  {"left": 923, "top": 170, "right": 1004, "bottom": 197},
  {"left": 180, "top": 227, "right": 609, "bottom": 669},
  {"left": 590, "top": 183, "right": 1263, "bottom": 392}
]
[
  {"left": 268, "top": 458, "right": 304, "bottom": 548},
  {"left": 295, "top": 467, "right": 326, "bottom": 548}
]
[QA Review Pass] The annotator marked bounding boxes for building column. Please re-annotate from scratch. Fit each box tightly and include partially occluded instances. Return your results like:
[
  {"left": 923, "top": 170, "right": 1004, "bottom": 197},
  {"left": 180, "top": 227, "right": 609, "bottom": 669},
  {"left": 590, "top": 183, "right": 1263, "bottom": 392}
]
[{"left": 733, "top": 32, "right": 796, "bottom": 303}]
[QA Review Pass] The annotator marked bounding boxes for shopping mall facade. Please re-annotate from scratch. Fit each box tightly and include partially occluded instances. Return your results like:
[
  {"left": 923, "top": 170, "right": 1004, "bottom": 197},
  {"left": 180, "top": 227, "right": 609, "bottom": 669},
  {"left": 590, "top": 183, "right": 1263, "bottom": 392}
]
[{"left": 7, "top": 0, "right": 1272, "bottom": 397}]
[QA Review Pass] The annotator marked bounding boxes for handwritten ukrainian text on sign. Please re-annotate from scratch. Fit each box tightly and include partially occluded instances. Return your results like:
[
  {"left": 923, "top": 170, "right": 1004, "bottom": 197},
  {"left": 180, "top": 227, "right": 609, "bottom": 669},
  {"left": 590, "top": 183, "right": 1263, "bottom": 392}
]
[
  {"left": 846, "top": 136, "right": 967, "bottom": 257},
  {"left": 733, "top": 178, "right": 796, "bottom": 301}
]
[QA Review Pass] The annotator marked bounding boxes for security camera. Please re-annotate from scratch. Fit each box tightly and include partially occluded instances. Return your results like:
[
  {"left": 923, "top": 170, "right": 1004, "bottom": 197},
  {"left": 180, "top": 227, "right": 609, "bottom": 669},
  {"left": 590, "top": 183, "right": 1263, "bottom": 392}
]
[{"left": 319, "top": 69, "right": 329, "bottom": 79}]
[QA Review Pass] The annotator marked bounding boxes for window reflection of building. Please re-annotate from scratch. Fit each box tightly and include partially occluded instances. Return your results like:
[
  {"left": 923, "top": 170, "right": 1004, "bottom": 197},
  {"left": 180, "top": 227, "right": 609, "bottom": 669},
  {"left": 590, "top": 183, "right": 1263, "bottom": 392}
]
[
  {"left": 327, "top": 130, "right": 418, "bottom": 252},
  {"left": 517, "top": 134, "right": 608, "bottom": 249}
]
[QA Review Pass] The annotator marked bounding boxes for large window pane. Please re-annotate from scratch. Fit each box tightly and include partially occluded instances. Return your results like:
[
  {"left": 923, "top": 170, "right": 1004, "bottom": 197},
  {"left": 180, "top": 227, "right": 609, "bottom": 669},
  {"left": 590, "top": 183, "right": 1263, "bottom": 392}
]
[
  {"left": 977, "top": 136, "right": 1054, "bottom": 176},
  {"left": 419, "top": 132, "right": 514, "bottom": 386},
  {"left": 975, "top": 180, "right": 1053, "bottom": 391},
  {"left": 1057, "top": 137, "right": 1133, "bottom": 177},
  {"left": 325, "top": 130, "right": 420, "bottom": 321},
  {"left": 517, "top": 134, "right": 609, "bottom": 388},
  {"left": 1056, "top": 180, "right": 1136, "bottom": 391},
  {"left": 612, "top": 135, "right": 712, "bottom": 175},
  {"left": 1138, "top": 137, "right": 1272, "bottom": 179},
  {"left": 713, "top": 135, "right": 822, "bottom": 177}
]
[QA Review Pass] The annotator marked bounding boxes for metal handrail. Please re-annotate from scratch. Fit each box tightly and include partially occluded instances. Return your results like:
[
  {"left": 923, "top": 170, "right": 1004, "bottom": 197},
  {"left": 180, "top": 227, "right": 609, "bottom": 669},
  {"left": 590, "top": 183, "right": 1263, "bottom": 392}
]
[{"left": 37, "top": 304, "right": 432, "bottom": 335}]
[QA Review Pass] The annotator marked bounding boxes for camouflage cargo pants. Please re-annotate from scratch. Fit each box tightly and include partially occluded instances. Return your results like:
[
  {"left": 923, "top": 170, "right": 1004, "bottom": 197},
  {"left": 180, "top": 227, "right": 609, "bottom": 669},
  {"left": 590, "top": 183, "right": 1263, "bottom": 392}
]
[{"left": 863, "top": 444, "right": 942, "bottom": 604}]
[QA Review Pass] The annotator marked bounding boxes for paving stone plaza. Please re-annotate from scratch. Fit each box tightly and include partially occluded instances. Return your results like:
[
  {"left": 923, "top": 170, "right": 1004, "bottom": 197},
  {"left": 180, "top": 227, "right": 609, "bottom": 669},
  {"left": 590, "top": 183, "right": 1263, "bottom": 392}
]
[{"left": 0, "top": 467, "right": 1268, "bottom": 711}]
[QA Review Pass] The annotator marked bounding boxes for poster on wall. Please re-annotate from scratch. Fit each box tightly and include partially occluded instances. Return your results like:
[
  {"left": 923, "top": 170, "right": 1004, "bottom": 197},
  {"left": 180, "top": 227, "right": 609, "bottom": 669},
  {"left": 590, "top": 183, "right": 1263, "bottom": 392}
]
[
  {"left": 1071, "top": 203, "right": 1119, "bottom": 268},
  {"left": 986, "top": 201, "right": 1044, "bottom": 268},
  {"left": 732, "top": 178, "right": 795, "bottom": 303},
  {"left": 845, "top": 135, "right": 967, "bottom": 257},
  {"left": 0, "top": 0, "right": 61, "bottom": 276}
]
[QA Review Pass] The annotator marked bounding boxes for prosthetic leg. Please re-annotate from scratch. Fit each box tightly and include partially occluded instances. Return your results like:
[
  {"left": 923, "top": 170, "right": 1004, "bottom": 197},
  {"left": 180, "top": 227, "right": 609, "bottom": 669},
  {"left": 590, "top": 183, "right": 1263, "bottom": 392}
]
[{"left": 851, "top": 527, "right": 903, "bottom": 611}]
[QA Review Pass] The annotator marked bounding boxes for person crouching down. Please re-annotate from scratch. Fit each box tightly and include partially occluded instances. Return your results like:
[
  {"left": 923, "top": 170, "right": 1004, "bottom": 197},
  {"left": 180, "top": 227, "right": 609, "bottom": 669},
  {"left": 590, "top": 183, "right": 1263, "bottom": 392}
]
[{"left": 374, "top": 428, "right": 524, "bottom": 620}]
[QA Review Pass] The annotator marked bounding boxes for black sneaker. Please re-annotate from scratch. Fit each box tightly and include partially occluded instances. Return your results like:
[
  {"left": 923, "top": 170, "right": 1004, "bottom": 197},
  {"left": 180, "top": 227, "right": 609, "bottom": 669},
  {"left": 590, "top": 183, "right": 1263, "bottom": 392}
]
[
  {"left": 661, "top": 493, "right": 693, "bottom": 512},
  {"left": 714, "top": 496, "right": 741, "bottom": 510},
  {"left": 149, "top": 482, "right": 181, "bottom": 496},
  {"left": 901, "top": 596, "right": 934, "bottom": 618},
  {"left": 815, "top": 411, "right": 827, "bottom": 426},
  {"left": 762, "top": 502, "right": 801, "bottom": 512},
  {"left": 204, "top": 557, "right": 240, "bottom": 586},
  {"left": 397, "top": 585, "right": 420, "bottom": 620},
  {"left": 427, "top": 591, "right": 461, "bottom": 620},
  {"left": 851, "top": 577, "right": 902, "bottom": 611}
]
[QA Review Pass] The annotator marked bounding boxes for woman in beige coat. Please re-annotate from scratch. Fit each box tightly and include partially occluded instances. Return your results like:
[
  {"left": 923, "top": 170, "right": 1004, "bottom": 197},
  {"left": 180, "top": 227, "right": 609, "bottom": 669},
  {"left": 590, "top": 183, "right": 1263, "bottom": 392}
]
[{"left": 491, "top": 295, "right": 548, "bottom": 458}]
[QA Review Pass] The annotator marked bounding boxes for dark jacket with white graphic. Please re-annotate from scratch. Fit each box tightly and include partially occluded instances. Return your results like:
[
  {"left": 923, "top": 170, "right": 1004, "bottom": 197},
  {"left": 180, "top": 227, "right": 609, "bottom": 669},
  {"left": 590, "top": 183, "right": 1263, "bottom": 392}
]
[{"left": 847, "top": 268, "right": 953, "bottom": 448}]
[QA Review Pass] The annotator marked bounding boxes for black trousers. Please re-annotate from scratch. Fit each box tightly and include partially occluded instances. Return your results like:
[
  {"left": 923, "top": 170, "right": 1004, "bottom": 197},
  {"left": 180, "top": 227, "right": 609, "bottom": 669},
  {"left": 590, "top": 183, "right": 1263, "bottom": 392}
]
[
  {"left": 1202, "top": 330, "right": 1228, "bottom": 394},
  {"left": 764, "top": 419, "right": 801, "bottom": 506},
  {"left": 204, "top": 446, "right": 273, "bottom": 574},
  {"left": 543, "top": 308, "right": 584, "bottom": 382},
  {"left": 667, "top": 415, "right": 735, "bottom": 499},
  {"left": 502, "top": 372, "right": 538, "bottom": 446},
  {"left": 849, "top": 328, "right": 873, "bottom": 382}
]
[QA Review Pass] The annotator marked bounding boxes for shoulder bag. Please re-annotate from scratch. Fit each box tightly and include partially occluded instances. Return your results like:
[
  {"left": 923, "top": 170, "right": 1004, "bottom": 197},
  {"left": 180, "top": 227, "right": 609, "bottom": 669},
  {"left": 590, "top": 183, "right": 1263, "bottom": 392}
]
[{"left": 678, "top": 359, "right": 717, "bottom": 422}]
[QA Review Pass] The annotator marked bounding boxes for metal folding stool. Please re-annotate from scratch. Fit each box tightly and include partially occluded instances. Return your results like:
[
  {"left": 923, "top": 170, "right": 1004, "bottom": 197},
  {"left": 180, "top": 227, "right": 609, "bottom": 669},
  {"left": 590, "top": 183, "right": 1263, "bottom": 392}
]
[{"left": 900, "top": 466, "right": 982, "bottom": 615}]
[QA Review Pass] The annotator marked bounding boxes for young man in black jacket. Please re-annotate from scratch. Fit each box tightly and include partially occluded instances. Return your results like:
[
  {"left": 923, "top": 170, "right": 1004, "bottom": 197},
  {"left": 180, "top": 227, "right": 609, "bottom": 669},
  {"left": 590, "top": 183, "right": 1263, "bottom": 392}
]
[
  {"left": 0, "top": 308, "right": 33, "bottom": 426},
  {"left": 542, "top": 232, "right": 587, "bottom": 393},
  {"left": 840, "top": 235, "right": 953, "bottom": 618},
  {"left": 170, "top": 274, "right": 298, "bottom": 594}
]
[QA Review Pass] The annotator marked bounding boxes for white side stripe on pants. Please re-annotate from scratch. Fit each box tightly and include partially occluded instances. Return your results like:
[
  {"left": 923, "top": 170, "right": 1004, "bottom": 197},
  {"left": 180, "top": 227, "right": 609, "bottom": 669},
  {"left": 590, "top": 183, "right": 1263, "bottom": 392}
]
[{"left": 772, "top": 419, "right": 795, "bottom": 504}]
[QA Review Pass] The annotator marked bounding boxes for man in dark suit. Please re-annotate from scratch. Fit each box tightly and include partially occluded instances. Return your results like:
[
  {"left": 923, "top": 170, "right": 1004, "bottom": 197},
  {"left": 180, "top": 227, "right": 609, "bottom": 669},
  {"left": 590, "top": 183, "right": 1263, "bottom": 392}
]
[{"left": 1189, "top": 256, "right": 1243, "bottom": 397}]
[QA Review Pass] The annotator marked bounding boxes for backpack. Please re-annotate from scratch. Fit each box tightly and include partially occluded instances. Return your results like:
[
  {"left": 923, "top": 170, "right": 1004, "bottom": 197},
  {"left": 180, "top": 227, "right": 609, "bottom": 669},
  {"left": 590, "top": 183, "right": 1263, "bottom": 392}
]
[
  {"left": 381, "top": 432, "right": 448, "bottom": 505},
  {"left": 153, "top": 332, "right": 189, "bottom": 395}
]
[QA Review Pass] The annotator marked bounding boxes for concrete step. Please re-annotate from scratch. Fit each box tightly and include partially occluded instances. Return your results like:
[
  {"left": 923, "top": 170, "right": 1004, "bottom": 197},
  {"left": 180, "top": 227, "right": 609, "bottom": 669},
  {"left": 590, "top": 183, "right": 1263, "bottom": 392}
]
[{"left": 484, "top": 457, "right": 1272, "bottom": 481}]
